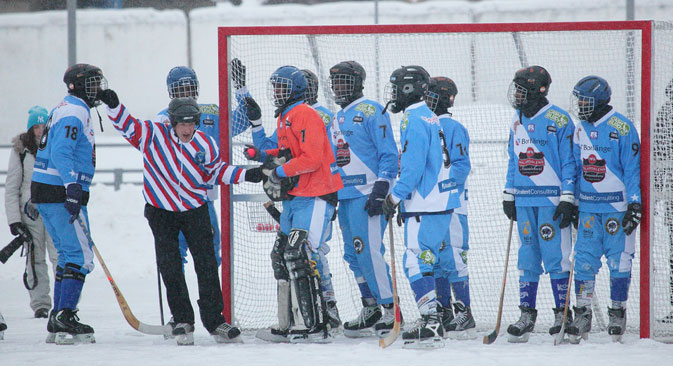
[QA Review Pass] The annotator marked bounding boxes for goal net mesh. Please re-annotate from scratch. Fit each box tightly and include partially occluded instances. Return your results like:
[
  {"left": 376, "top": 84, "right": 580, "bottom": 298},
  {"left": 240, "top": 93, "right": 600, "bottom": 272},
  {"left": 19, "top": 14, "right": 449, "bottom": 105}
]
[{"left": 221, "top": 22, "right": 673, "bottom": 339}]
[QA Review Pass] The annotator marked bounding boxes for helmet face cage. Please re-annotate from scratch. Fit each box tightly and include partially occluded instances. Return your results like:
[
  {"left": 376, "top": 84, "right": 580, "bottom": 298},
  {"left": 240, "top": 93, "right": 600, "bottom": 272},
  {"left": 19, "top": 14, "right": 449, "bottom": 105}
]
[
  {"left": 507, "top": 81, "right": 528, "bottom": 108},
  {"left": 383, "top": 82, "right": 398, "bottom": 106},
  {"left": 570, "top": 90, "right": 595, "bottom": 121},
  {"left": 168, "top": 79, "right": 199, "bottom": 99},
  {"left": 330, "top": 74, "right": 356, "bottom": 104},
  {"left": 84, "top": 75, "right": 107, "bottom": 106},
  {"left": 304, "top": 73, "right": 318, "bottom": 104},
  {"left": 424, "top": 89, "right": 440, "bottom": 113},
  {"left": 268, "top": 75, "right": 294, "bottom": 107}
]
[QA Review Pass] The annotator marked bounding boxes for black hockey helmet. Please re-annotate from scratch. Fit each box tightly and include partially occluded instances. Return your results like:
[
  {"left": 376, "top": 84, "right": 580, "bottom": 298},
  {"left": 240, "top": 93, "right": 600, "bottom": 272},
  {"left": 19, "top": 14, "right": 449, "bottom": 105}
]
[
  {"left": 63, "top": 63, "right": 107, "bottom": 107},
  {"left": 302, "top": 69, "right": 319, "bottom": 105},
  {"left": 507, "top": 65, "right": 551, "bottom": 110},
  {"left": 167, "top": 97, "right": 201, "bottom": 128},
  {"left": 385, "top": 65, "right": 430, "bottom": 114},
  {"left": 329, "top": 61, "right": 366, "bottom": 107},
  {"left": 426, "top": 76, "right": 458, "bottom": 114}
]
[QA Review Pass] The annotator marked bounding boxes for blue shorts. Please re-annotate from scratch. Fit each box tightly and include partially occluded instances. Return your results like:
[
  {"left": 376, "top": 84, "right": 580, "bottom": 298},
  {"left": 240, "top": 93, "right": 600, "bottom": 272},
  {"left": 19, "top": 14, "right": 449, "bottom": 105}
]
[
  {"left": 434, "top": 213, "right": 469, "bottom": 282},
  {"left": 403, "top": 213, "right": 452, "bottom": 283}
]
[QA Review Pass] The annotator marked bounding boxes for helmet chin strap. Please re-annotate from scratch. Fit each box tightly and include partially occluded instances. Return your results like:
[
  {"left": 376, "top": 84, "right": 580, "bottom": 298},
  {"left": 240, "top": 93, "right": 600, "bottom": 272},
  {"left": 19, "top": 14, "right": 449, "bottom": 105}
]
[{"left": 94, "top": 107, "right": 104, "bottom": 132}]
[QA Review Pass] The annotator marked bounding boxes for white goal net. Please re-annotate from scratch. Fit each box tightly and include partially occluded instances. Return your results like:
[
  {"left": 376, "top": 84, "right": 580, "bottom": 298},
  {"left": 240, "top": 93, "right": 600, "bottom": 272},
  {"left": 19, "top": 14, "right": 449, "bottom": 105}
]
[{"left": 219, "top": 21, "right": 673, "bottom": 340}]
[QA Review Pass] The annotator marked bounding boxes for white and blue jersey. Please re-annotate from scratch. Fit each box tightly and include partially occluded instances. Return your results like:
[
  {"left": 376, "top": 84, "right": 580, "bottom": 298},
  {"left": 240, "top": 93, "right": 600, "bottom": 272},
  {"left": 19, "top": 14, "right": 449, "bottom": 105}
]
[
  {"left": 33, "top": 95, "right": 96, "bottom": 192},
  {"left": 330, "top": 97, "right": 398, "bottom": 198},
  {"left": 573, "top": 109, "right": 641, "bottom": 213},
  {"left": 505, "top": 104, "right": 576, "bottom": 207},
  {"left": 392, "top": 101, "right": 458, "bottom": 215}
]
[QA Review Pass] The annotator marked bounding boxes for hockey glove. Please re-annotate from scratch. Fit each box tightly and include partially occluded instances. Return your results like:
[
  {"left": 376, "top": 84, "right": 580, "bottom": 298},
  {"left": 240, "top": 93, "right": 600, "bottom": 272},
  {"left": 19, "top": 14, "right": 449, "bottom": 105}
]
[
  {"left": 244, "top": 97, "right": 262, "bottom": 126},
  {"left": 64, "top": 183, "right": 83, "bottom": 224},
  {"left": 231, "top": 58, "right": 246, "bottom": 90},
  {"left": 553, "top": 194, "right": 577, "bottom": 229},
  {"left": 9, "top": 222, "right": 32, "bottom": 243},
  {"left": 97, "top": 89, "right": 119, "bottom": 109},
  {"left": 502, "top": 191, "right": 517, "bottom": 221},
  {"left": 23, "top": 201, "right": 40, "bottom": 221},
  {"left": 381, "top": 194, "right": 399, "bottom": 221},
  {"left": 364, "top": 180, "right": 389, "bottom": 217},
  {"left": 622, "top": 203, "right": 642, "bottom": 236},
  {"left": 243, "top": 143, "right": 263, "bottom": 162},
  {"left": 244, "top": 167, "right": 264, "bottom": 183}
]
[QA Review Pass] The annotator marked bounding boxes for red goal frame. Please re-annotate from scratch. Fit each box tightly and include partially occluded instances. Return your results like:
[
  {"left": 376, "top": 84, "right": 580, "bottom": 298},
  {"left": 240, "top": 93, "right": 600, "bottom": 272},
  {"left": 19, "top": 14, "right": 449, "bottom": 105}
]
[{"left": 217, "top": 21, "right": 653, "bottom": 338}]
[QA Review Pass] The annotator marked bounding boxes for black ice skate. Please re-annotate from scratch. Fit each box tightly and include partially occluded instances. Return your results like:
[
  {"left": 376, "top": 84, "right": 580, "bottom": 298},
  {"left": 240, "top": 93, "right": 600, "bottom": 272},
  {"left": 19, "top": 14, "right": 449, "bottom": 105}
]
[
  {"left": 438, "top": 304, "right": 454, "bottom": 335},
  {"left": 211, "top": 321, "right": 242, "bottom": 343},
  {"left": 343, "top": 298, "right": 381, "bottom": 338},
  {"left": 567, "top": 306, "right": 592, "bottom": 344},
  {"left": 287, "top": 323, "right": 332, "bottom": 344},
  {"left": 507, "top": 306, "right": 537, "bottom": 343},
  {"left": 54, "top": 308, "right": 95, "bottom": 345},
  {"left": 549, "top": 306, "right": 573, "bottom": 336},
  {"left": 607, "top": 307, "right": 626, "bottom": 342},
  {"left": 172, "top": 323, "right": 195, "bottom": 346},
  {"left": 45, "top": 310, "right": 56, "bottom": 344},
  {"left": 375, "top": 303, "right": 403, "bottom": 338},
  {"left": 325, "top": 300, "right": 342, "bottom": 331},
  {"left": 255, "top": 325, "right": 291, "bottom": 343},
  {"left": 402, "top": 313, "right": 444, "bottom": 349},
  {"left": 445, "top": 301, "right": 477, "bottom": 340}
]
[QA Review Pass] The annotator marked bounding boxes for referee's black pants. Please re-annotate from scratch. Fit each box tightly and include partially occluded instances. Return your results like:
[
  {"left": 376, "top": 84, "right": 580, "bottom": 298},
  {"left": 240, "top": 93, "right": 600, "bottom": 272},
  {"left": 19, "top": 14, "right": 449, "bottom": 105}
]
[{"left": 144, "top": 203, "right": 225, "bottom": 333}]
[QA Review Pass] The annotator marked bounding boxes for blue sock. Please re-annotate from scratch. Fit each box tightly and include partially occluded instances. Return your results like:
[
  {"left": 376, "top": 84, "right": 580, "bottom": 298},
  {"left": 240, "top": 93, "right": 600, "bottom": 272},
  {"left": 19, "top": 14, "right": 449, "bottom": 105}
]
[
  {"left": 434, "top": 276, "right": 452, "bottom": 308},
  {"left": 53, "top": 266, "right": 64, "bottom": 312},
  {"left": 410, "top": 275, "right": 437, "bottom": 315},
  {"left": 452, "top": 279, "right": 471, "bottom": 307},
  {"left": 519, "top": 281, "right": 538, "bottom": 309},
  {"left": 610, "top": 276, "right": 630, "bottom": 303},
  {"left": 551, "top": 277, "right": 570, "bottom": 308},
  {"left": 356, "top": 276, "right": 375, "bottom": 301},
  {"left": 59, "top": 268, "right": 85, "bottom": 310}
]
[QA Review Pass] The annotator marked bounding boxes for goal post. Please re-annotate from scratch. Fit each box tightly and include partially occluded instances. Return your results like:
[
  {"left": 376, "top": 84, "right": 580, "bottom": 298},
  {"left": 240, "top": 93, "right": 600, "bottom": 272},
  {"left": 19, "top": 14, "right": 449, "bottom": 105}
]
[{"left": 217, "top": 21, "right": 673, "bottom": 341}]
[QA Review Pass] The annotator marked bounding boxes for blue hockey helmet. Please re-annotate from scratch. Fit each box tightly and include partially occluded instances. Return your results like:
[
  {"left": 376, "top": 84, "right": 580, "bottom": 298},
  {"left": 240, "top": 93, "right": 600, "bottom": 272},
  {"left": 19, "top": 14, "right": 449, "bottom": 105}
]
[
  {"left": 571, "top": 75, "right": 611, "bottom": 121},
  {"left": 166, "top": 66, "right": 199, "bottom": 100},
  {"left": 268, "top": 65, "right": 307, "bottom": 108}
]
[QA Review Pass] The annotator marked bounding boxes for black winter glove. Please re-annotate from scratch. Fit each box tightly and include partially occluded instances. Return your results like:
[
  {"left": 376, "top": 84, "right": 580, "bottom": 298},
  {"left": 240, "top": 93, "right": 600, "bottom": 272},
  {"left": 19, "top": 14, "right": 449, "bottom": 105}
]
[
  {"left": 244, "top": 167, "right": 264, "bottom": 183},
  {"left": 231, "top": 58, "right": 246, "bottom": 89},
  {"left": 245, "top": 97, "right": 262, "bottom": 125},
  {"left": 10, "top": 222, "right": 32, "bottom": 243},
  {"left": 622, "top": 203, "right": 642, "bottom": 236},
  {"left": 364, "top": 180, "right": 389, "bottom": 217},
  {"left": 244, "top": 143, "right": 263, "bottom": 162},
  {"left": 64, "top": 183, "right": 83, "bottom": 224},
  {"left": 382, "top": 194, "right": 399, "bottom": 221},
  {"left": 553, "top": 194, "right": 577, "bottom": 229},
  {"left": 97, "top": 89, "right": 119, "bottom": 109},
  {"left": 502, "top": 191, "right": 517, "bottom": 221}
]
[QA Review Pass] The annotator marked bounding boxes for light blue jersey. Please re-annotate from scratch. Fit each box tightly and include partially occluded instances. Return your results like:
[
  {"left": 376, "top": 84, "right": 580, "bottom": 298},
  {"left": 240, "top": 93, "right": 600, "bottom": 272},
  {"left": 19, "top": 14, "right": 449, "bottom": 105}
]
[
  {"left": 33, "top": 95, "right": 96, "bottom": 192},
  {"left": 505, "top": 103, "right": 576, "bottom": 207},
  {"left": 573, "top": 109, "right": 641, "bottom": 213},
  {"left": 437, "top": 113, "right": 471, "bottom": 215},
  {"left": 392, "top": 101, "right": 458, "bottom": 215},
  {"left": 330, "top": 97, "right": 398, "bottom": 199}
]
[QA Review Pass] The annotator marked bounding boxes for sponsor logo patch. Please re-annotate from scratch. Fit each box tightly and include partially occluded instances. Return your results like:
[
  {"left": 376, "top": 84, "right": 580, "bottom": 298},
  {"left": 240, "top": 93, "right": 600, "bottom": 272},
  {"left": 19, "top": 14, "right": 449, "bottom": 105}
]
[
  {"left": 605, "top": 218, "right": 620, "bottom": 235},
  {"left": 419, "top": 250, "right": 436, "bottom": 265},
  {"left": 607, "top": 116, "right": 630, "bottom": 136},
  {"left": 582, "top": 154, "right": 606, "bottom": 182},
  {"left": 353, "top": 237, "right": 364, "bottom": 254},
  {"left": 539, "top": 223, "right": 555, "bottom": 241},
  {"left": 518, "top": 147, "right": 545, "bottom": 176}
]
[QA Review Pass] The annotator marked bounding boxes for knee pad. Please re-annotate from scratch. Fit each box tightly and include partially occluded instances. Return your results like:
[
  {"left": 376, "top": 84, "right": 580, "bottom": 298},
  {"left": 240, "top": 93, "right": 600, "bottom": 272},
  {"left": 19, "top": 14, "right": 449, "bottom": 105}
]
[{"left": 270, "top": 232, "right": 289, "bottom": 281}]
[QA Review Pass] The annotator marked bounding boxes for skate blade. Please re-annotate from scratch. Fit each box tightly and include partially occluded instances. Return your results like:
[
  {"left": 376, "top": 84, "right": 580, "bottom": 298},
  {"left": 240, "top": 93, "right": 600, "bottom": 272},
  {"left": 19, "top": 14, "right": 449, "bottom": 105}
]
[
  {"left": 0, "top": 331, "right": 4, "bottom": 340},
  {"left": 447, "top": 328, "right": 478, "bottom": 340},
  {"left": 568, "top": 332, "right": 589, "bottom": 344},
  {"left": 54, "top": 332, "right": 95, "bottom": 345},
  {"left": 507, "top": 332, "right": 530, "bottom": 343},
  {"left": 255, "top": 328, "right": 290, "bottom": 343},
  {"left": 610, "top": 334, "right": 623, "bottom": 343},
  {"left": 212, "top": 334, "right": 243, "bottom": 344},
  {"left": 288, "top": 331, "right": 332, "bottom": 344},
  {"left": 176, "top": 333, "right": 194, "bottom": 346},
  {"left": 403, "top": 336, "right": 445, "bottom": 349},
  {"left": 344, "top": 327, "right": 376, "bottom": 338},
  {"left": 45, "top": 332, "right": 56, "bottom": 344}
]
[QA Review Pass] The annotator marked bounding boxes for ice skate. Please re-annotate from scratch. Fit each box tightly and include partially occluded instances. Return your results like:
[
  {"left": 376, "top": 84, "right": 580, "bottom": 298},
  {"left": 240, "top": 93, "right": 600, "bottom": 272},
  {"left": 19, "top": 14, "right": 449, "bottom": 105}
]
[
  {"left": 549, "top": 307, "right": 573, "bottom": 338},
  {"left": 445, "top": 301, "right": 477, "bottom": 340},
  {"left": 375, "top": 303, "right": 402, "bottom": 338},
  {"left": 287, "top": 323, "right": 332, "bottom": 344},
  {"left": 171, "top": 323, "right": 195, "bottom": 346},
  {"left": 402, "top": 313, "right": 445, "bottom": 349},
  {"left": 343, "top": 298, "right": 381, "bottom": 338},
  {"left": 507, "top": 306, "right": 537, "bottom": 343},
  {"left": 438, "top": 304, "right": 454, "bottom": 337},
  {"left": 45, "top": 310, "right": 56, "bottom": 344},
  {"left": 255, "top": 325, "right": 291, "bottom": 343},
  {"left": 53, "top": 309, "right": 95, "bottom": 345},
  {"left": 567, "top": 306, "right": 592, "bottom": 344},
  {"left": 163, "top": 317, "right": 176, "bottom": 340},
  {"left": 211, "top": 321, "right": 242, "bottom": 343},
  {"left": 325, "top": 300, "right": 342, "bottom": 332},
  {"left": 607, "top": 307, "right": 626, "bottom": 343}
]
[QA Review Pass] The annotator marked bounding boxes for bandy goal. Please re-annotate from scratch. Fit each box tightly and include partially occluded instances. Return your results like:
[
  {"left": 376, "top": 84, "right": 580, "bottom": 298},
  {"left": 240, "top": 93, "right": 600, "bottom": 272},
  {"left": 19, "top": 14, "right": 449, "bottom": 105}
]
[{"left": 216, "top": 21, "right": 673, "bottom": 341}]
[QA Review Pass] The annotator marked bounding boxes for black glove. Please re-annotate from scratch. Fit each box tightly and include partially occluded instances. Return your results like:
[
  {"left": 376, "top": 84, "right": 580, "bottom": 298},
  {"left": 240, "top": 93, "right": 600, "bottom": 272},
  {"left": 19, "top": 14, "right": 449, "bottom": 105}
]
[
  {"left": 396, "top": 205, "right": 404, "bottom": 227},
  {"left": 502, "top": 191, "right": 517, "bottom": 221},
  {"left": 245, "top": 97, "right": 262, "bottom": 125},
  {"left": 382, "top": 194, "right": 399, "bottom": 221},
  {"left": 622, "top": 203, "right": 642, "bottom": 236},
  {"left": 231, "top": 58, "right": 246, "bottom": 89},
  {"left": 64, "top": 183, "right": 83, "bottom": 224},
  {"left": 10, "top": 222, "right": 32, "bottom": 243},
  {"left": 97, "top": 89, "right": 119, "bottom": 109},
  {"left": 364, "top": 180, "right": 389, "bottom": 217},
  {"left": 244, "top": 143, "right": 262, "bottom": 162},
  {"left": 244, "top": 167, "right": 264, "bottom": 183},
  {"left": 553, "top": 194, "right": 577, "bottom": 229},
  {"left": 23, "top": 201, "right": 40, "bottom": 221}
]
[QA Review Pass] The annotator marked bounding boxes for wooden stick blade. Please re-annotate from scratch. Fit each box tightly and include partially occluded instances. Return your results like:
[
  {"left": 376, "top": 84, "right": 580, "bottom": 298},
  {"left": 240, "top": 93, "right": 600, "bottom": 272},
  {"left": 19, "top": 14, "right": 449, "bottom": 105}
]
[{"left": 483, "top": 330, "right": 498, "bottom": 344}]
